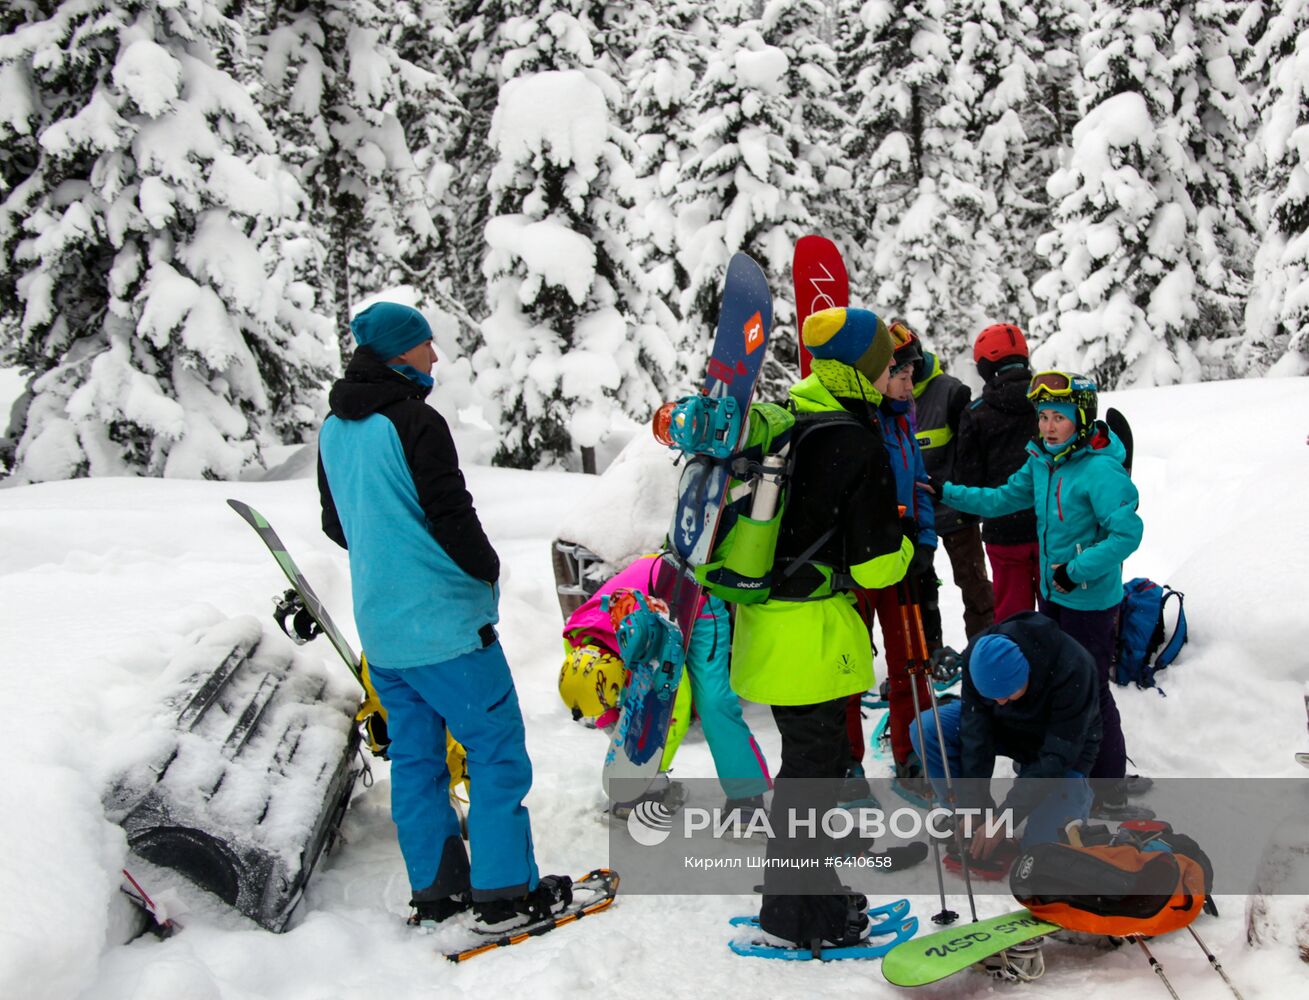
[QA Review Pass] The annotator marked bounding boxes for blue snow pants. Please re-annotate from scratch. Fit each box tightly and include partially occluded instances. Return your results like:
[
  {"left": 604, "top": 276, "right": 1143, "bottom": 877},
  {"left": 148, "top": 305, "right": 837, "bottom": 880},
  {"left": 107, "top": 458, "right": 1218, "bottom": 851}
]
[
  {"left": 909, "top": 699, "right": 1092, "bottom": 846},
  {"left": 681, "top": 599, "right": 771, "bottom": 800},
  {"left": 369, "top": 640, "right": 538, "bottom": 901}
]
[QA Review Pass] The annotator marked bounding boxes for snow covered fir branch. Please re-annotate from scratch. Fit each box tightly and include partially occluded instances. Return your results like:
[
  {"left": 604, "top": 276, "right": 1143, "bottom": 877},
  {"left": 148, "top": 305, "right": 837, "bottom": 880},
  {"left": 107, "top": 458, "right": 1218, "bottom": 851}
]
[{"left": 1, "top": 0, "right": 1307, "bottom": 482}]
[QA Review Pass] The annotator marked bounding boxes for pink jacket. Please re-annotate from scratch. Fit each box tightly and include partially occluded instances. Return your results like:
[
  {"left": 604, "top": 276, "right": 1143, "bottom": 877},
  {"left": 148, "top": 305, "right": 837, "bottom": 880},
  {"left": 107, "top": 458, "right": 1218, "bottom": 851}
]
[{"left": 563, "top": 555, "right": 706, "bottom": 652}]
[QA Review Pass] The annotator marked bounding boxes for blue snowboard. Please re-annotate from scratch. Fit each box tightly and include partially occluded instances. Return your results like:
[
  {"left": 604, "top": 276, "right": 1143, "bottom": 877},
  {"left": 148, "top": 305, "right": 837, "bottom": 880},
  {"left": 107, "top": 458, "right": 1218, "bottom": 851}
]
[
  {"left": 729, "top": 898, "right": 918, "bottom": 961},
  {"left": 603, "top": 254, "right": 773, "bottom": 798}
]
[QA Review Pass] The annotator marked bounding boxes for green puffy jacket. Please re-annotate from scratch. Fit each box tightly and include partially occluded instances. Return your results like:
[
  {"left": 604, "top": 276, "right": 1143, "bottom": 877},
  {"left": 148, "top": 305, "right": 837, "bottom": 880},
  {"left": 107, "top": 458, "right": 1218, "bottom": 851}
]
[{"left": 730, "top": 364, "right": 914, "bottom": 706}]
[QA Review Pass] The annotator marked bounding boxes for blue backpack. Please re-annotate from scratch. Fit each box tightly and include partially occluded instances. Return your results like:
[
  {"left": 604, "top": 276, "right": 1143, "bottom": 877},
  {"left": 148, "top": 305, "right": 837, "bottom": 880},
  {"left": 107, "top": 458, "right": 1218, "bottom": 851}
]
[{"left": 1115, "top": 578, "right": 1187, "bottom": 690}]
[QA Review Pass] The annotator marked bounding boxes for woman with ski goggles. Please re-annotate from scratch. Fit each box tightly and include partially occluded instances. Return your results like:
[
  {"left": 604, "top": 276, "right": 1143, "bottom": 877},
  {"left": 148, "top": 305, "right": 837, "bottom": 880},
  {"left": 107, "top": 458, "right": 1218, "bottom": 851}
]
[
  {"left": 1027, "top": 370, "right": 1097, "bottom": 402},
  {"left": 922, "top": 369, "right": 1146, "bottom": 820}
]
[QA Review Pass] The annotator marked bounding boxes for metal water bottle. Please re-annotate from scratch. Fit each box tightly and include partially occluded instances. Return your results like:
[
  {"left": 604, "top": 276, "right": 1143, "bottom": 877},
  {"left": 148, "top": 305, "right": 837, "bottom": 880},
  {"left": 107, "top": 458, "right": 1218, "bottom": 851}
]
[{"left": 749, "top": 452, "right": 787, "bottom": 521}]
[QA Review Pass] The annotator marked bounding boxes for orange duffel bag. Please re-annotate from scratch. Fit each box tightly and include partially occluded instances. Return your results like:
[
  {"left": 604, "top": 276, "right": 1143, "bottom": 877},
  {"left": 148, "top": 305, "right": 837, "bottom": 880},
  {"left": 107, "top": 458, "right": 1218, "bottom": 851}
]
[{"left": 1010, "top": 842, "right": 1206, "bottom": 937}]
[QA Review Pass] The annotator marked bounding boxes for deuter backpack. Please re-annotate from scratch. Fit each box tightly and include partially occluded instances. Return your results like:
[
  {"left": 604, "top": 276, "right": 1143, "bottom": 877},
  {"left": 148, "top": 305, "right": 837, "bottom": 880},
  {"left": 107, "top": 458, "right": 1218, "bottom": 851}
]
[
  {"left": 1115, "top": 577, "right": 1187, "bottom": 690},
  {"left": 696, "top": 403, "right": 859, "bottom": 604}
]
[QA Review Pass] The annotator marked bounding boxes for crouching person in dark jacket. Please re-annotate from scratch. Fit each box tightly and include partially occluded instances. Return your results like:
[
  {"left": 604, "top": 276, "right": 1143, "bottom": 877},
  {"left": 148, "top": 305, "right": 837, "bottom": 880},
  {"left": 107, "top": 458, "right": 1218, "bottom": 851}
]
[{"left": 910, "top": 612, "right": 1100, "bottom": 869}]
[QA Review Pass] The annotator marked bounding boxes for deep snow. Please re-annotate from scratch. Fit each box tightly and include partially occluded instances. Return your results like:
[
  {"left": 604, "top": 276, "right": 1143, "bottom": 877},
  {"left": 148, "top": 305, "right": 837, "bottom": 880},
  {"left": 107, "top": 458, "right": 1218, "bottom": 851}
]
[{"left": 1, "top": 376, "right": 1307, "bottom": 999}]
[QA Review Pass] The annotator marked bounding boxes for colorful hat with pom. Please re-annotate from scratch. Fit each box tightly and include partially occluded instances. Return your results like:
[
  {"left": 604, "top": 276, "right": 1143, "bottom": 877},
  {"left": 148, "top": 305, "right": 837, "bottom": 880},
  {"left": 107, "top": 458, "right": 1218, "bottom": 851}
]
[{"left": 802, "top": 307, "right": 894, "bottom": 383}]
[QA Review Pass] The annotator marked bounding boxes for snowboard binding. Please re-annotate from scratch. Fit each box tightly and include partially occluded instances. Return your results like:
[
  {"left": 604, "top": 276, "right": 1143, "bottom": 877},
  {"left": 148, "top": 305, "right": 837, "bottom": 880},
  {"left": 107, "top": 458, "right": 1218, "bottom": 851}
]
[
  {"left": 977, "top": 937, "right": 1046, "bottom": 982},
  {"left": 653, "top": 393, "right": 743, "bottom": 459},
  {"left": 607, "top": 590, "right": 682, "bottom": 678},
  {"left": 274, "top": 588, "right": 323, "bottom": 644}
]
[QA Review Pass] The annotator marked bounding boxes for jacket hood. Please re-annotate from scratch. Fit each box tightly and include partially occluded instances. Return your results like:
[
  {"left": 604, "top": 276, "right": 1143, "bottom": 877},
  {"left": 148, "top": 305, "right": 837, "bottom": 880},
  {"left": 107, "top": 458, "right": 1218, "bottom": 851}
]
[
  {"left": 1025, "top": 421, "right": 1126, "bottom": 468},
  {"left": 792, "top": 362, "right": 885, "bottom": 414},
  {"left": 982, "top": 364, "right": 1035, "bottom": 416},
  {"left": 911, "top": 352, "right": 943, "bottom": 399},
  {"left": 329, "top": 348, "right": 431, "bottom": 420}
]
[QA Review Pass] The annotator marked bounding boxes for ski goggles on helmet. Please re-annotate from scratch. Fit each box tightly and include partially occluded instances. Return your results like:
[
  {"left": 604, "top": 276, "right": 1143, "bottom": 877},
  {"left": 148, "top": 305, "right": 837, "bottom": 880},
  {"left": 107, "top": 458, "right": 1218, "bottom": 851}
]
[
  {"left": 1027, "top": 370, "right": 1096, "bottom": 402},
  {"left": 887, "top": 318, "right": 921, "bottom": 375},
  {"left": 888, "top": 319, "right": 918, "bottom": 350}
]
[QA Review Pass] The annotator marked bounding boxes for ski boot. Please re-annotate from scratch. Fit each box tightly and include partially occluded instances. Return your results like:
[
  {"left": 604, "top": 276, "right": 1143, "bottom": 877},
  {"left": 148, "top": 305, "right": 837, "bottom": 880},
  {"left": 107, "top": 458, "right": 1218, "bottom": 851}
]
[
  {"left": 472, "top": 875, "right": 573, "bottom": 934},
  {"left": 407, "top": 892, "right": 470, "bottom": 929},
  {"left": 1091, "top": 780, "right": 1156, "bottom": 820}
]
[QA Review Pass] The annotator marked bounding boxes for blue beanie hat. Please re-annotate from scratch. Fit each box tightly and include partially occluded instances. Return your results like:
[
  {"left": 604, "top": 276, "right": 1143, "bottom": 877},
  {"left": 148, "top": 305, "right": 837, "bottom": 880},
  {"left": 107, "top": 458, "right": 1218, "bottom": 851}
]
[
  {"left": 968, "top": 634, "right": 1030, "bottom": 700},
  {"left": 1036, "top": 400, "right": 1077, "bottom": 424},
  {"left": 350, "top": 302, "right": 432, "bottom": 361}
]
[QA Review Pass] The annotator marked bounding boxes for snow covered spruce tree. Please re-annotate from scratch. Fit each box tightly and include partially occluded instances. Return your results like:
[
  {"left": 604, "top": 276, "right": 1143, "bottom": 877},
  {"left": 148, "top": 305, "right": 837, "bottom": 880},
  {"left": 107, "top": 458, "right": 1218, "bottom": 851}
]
[
  {"left": 478, "top": 68, "right": 671, "bottom": 470},
  {"left": 839, "top": 0, "right": 987, "bottom": 357},
  {"left": 1032, "top": 0, "right": 1256, "bottom": 386},
  {"left": 951, "top": 0, "right": 1061, "bottom": 326},
  {"left": 0, "top": 1, "right": 335, "bottom": 481},
  {"left": 247, "top": 0, "right": 462, "bottom": 354},
  {"left": 1243, "top": 0, "right": 1309, "bottom": 375},
  {"left": 676, "top": 0, "right": 840, "bottom": 395},
  {"left": 628, "top": 1, "right": 713, "bottom": 341}
]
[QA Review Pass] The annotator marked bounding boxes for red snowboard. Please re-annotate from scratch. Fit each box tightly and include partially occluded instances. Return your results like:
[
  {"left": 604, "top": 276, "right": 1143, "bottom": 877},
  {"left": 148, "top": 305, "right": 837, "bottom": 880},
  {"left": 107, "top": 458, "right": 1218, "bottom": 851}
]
[{"left": 792, "top": 235, "right": 849, "bottom": 378}]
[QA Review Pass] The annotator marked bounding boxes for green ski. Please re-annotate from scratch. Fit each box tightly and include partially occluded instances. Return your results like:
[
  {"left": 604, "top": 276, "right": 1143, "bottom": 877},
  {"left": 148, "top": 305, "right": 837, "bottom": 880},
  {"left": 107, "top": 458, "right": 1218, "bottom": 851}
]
[
  {"left": 881, "top": 908, "right": 1058, "bottom": 987},
  {"left": 227, "top": 498, "right": 363, "bottom": 685}
]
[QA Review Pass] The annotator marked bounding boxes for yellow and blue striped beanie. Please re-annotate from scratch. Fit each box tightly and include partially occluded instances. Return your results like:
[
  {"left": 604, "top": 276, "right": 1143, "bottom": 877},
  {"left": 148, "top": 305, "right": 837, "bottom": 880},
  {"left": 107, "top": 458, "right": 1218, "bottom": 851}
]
[{"left": 802, "top": 307, "right": 894, "bottom": 383}]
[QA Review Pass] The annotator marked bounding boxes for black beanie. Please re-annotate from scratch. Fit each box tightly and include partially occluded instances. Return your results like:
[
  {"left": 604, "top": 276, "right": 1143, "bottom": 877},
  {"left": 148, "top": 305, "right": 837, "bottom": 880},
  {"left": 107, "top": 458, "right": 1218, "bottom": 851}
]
[{"left": 978, "top": 355, "right": 1030, "bottom": 384}]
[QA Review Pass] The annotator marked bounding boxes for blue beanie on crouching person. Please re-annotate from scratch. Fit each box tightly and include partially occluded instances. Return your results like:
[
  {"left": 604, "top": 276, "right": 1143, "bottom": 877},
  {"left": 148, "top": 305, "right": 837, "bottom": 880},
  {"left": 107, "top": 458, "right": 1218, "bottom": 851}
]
[
  {"left": 350, "top": 302, "right": 432, "bottom": 361},
  {"left": 968, "top": 634, "right": 1030, "bottom": 700}
]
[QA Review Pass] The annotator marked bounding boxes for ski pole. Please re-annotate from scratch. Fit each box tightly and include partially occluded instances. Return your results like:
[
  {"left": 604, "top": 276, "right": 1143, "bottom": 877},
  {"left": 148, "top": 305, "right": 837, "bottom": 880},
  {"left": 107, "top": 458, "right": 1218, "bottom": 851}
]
[
  {"left": 1131, "top": 937, "right": 1182, "bottom": 1000},
  {"left": 897, "top": 582, "right": 970, "bottom": 924},
  {"left": 1186, "top": 925, "right": 1245, "bottom": 1000},
  {"left": 902, "top": 575, "right": 978, "bottom": 922},
  {"left": 899, "top": 598, "right": 954, "bottom": 926}
]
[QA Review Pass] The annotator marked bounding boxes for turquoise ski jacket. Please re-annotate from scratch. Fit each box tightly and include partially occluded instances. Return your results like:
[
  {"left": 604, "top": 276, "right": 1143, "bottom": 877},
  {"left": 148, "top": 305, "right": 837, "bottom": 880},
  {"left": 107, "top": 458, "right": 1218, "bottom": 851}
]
[{"left": 942, "top": 425, "right": 1141, "bottom": 611}]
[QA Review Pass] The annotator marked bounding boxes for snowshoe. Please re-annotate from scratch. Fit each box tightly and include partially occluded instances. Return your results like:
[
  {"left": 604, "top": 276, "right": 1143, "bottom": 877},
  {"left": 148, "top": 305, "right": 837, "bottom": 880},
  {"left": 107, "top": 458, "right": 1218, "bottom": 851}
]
[
  {"left": 445, "top": 869, "right": 618, "bottom": 962},
  {"left": 730, "top": 897, "right": 917, "bottom": 961},
  {"left": 472, "top": 875, "right": 573, "bottom": 934},
  {"left": 891, "top": 754, "right": 933, "bottom": 808}
]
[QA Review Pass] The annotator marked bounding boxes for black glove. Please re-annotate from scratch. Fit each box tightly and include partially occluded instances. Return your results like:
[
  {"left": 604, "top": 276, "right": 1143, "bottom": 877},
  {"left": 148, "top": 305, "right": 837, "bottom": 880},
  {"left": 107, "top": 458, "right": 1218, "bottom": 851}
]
[
  {"left": 899, "top": 515, "right": 917, "bottom": 541},
  {"left": 910, "top": 543, "right": 935, "bottom": 577},
  {"left": 1051, "top": 562, "right": 1076, "bottom": 594},
  {"left": 921, "top": 475, "right": 947, "bottom": 498}
]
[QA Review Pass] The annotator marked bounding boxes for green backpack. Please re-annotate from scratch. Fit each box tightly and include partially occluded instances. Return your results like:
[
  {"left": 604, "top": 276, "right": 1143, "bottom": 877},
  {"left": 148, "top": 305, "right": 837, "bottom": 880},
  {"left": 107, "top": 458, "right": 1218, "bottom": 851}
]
[{"left": 696, "top": 402, "right": 859, "bottom": 604}]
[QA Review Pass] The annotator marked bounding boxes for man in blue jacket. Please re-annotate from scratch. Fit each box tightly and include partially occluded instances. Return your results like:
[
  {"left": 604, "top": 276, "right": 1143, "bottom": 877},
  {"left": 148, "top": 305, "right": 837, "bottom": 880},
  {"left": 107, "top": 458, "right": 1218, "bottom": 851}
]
[
  {"left": 318, "top": 301, "right": 568, "bottom": 932},
  {"left": 911, "top": 612, "right": 1102, "bottom": 868}
]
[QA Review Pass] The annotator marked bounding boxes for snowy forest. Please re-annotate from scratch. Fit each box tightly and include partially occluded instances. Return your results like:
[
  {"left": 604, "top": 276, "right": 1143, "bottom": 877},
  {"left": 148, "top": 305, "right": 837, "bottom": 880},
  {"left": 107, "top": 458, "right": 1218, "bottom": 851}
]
[{"left": 0, "top": 0, "right": 1306, "bottom": 482}]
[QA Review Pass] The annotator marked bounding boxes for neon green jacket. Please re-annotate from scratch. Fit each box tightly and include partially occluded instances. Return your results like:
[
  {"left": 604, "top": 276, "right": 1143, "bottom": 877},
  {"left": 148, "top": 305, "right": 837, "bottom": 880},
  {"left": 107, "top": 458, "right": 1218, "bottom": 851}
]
[{"left": 730, "top": 365, "right": 914, "bottom": 706}]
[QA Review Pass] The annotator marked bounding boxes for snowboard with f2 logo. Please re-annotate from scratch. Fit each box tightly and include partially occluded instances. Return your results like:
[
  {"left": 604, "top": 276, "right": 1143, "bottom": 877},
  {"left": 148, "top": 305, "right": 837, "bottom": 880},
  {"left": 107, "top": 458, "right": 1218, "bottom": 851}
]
[{"left": 602, "top": 252, "right": 773, "bottom": 802}]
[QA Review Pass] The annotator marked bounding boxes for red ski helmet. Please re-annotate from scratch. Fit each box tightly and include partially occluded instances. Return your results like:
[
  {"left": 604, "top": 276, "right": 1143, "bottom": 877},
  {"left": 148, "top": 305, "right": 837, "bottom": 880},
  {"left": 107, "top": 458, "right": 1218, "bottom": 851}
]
[{"left": 974, "top": 323, "right": 1028, "bottom": 363}]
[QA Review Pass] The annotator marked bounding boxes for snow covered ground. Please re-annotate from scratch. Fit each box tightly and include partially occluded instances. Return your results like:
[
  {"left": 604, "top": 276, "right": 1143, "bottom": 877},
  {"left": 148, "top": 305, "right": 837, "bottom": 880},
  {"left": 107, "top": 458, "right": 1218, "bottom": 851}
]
[{"left": 1, "top": 376, "right": 1307, "bottom": 999}]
